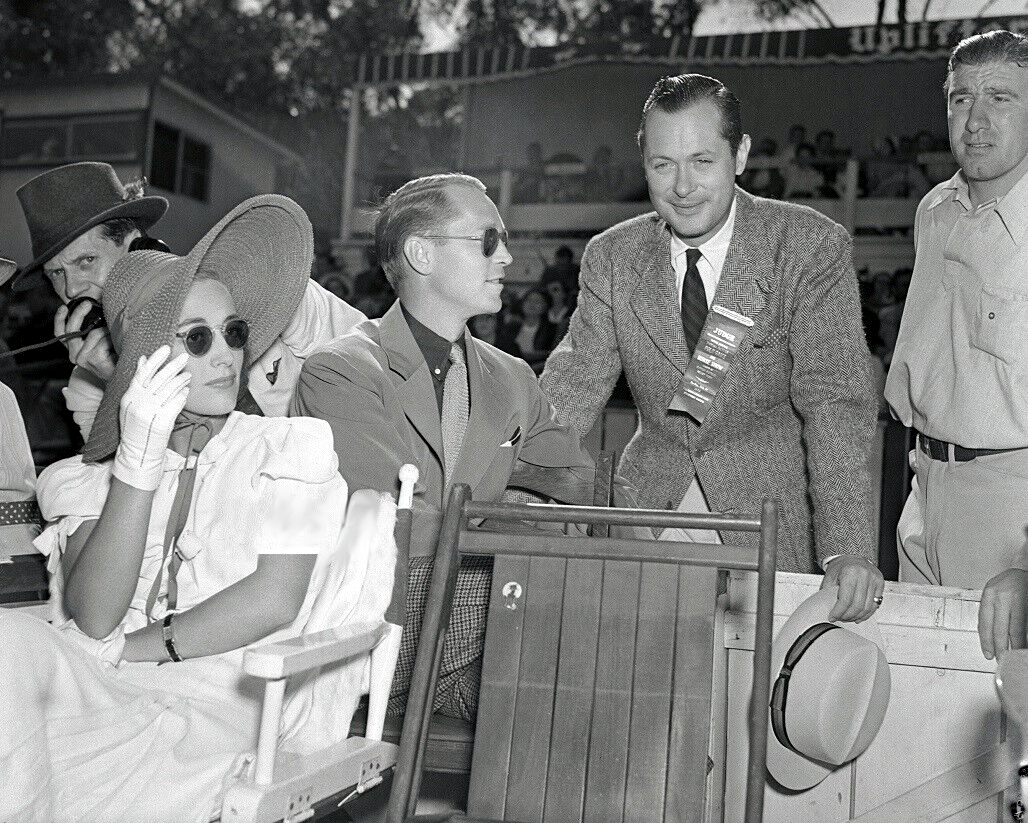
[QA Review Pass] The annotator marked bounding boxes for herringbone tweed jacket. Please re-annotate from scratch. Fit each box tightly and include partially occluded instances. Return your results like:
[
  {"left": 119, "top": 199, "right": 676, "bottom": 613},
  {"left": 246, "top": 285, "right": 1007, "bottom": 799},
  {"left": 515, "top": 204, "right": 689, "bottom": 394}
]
[{"left": 540, "top": 187, "right": 877, "bottom": 573}]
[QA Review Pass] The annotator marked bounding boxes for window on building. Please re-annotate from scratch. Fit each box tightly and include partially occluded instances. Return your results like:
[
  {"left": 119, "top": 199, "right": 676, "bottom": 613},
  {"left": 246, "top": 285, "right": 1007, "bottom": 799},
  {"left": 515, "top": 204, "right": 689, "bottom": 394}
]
[
  {"left": 1, "top": 113, "right": 144, "bottom": 166},
  {"left": 148, "top": 121, "right": 210, "bottom": 202}
]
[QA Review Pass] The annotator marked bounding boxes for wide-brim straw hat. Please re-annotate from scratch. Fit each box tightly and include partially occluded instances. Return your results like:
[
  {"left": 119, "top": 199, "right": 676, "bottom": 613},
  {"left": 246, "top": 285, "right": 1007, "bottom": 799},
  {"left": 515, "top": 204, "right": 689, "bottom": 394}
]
[
  {"left": 14, "top": 162, "right": 168, "bottom": 290},
  {"left": 766, "top": 586, "right": 891, "bottom": 791},
  {"left": 82, "top": 194, "right": 312, "bottom": 463},
  {"left": 0, "top": 258, "right": 17, "bottom": 287}
]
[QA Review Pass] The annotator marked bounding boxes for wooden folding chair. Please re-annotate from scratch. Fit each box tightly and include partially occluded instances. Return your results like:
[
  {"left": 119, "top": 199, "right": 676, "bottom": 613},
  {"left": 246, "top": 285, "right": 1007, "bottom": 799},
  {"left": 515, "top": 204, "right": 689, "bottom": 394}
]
[
  {"left": 352, "top": 452, "right": 621, "bottom": 779},
  {"left": 221, "top": 466, "right": 419, "bottom": 822},
  {"left": 388, "top": 484, "right": 778, "bottom": 823}
]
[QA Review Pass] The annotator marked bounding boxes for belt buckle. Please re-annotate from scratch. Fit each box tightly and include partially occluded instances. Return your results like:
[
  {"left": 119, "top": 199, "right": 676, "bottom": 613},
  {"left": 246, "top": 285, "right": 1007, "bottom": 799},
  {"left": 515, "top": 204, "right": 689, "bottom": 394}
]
[{"left": 919, "top": 434, "right": 947, "bottom": 461}]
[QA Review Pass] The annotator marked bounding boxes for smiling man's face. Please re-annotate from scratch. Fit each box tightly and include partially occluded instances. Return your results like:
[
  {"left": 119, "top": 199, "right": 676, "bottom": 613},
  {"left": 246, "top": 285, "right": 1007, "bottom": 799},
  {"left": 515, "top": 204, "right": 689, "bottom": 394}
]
[
  {"left": 948, "top": 59, "right": 1028, "bottom": 203},
  {"left": 642, "top": 100, "right": 750, "bottom": 246}
]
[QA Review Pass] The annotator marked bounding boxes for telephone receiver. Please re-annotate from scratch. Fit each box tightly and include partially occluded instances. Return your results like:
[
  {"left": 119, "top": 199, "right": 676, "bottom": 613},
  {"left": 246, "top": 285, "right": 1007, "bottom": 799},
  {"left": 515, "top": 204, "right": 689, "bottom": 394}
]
[{"left": 66, "top": 296, "right": 107, "bottom": 335}]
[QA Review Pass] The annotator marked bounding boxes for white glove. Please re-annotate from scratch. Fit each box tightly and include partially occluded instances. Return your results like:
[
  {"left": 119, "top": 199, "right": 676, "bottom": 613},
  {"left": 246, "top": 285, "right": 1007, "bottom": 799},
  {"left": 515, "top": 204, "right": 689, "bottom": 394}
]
[{"left": 113, "top": 345, "right": 191, "bottom": 491}]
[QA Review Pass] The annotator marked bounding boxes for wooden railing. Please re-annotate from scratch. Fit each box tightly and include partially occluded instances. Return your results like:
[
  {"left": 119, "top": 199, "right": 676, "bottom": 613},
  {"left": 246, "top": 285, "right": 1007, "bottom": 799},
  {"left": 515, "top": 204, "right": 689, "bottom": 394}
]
[{"left": 348, "top": 152, "right": 955, "bottom": 241}]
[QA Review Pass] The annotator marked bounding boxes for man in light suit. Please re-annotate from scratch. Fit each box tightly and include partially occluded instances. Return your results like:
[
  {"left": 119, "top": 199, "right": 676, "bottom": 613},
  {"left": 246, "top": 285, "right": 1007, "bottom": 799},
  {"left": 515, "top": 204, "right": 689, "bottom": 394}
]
[
  {"left": 541, "top": 74, "right": 884, "bottom": 621},
  {"left": 290, "top": 173, "right": 601, "bottom": 719}
]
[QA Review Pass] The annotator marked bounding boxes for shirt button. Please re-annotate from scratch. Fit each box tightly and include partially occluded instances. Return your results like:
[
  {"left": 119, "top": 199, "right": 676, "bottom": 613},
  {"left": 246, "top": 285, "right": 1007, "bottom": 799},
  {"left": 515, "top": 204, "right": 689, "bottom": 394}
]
[{"left": 989, "top": 312, "right": 996, "bottom": 320}]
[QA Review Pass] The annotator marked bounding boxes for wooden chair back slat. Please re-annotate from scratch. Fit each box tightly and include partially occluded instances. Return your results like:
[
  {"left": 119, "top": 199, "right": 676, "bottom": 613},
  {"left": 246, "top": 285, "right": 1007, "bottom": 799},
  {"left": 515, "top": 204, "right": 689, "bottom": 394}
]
[
  {"left": 505, "top": 555, "right": 567, "bottom": 823},
  {"left": 542, "top": 557, "right": 603, "bottom": 823},
  {"left": 468, "top": 554, "right": 530, "bottom": 816},
  {"left": 622, "top": 562, "right": 683, "bottom": 823},
  {"left": 664, "top": 566, "right": 720, "bottom": 823},
  {"left": 582, "top": 559, "right": 641, "bottom": 823}
]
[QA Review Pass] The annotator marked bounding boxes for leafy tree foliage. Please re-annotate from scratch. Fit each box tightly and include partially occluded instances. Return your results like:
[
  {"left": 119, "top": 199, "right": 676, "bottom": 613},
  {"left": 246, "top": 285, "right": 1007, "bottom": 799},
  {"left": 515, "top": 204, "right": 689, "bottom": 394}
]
[{"left": 1, "top": 0, "right": 423, "bottom": 113}]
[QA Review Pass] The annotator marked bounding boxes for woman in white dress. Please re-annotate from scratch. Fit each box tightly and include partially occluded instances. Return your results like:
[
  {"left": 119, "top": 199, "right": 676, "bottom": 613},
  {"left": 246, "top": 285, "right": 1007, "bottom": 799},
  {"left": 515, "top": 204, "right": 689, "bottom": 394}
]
[{"left": 0, "top": 196, "right": 393, "bottom": 822}]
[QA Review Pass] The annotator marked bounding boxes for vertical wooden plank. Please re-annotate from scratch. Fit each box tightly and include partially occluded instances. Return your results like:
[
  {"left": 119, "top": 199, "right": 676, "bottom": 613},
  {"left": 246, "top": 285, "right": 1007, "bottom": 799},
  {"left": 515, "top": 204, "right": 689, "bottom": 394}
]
[
  {"left": 583, "top": 560, "right": 642, "bottom": 823},
  {"left": 705, "top": 590, "right": 729, "bottom": 823},
  {"left": 467, "top": 554, "right": 529, "bottom": 817},
  {"left": 623, "top": 561, "right": 677, "bottom": 823},
  {"left": 505, "top": 556, "right": 567, "bottom": 823},
  {"left": 543, "top": 558, "right": 604, "bottom": 823},
  {"left": 664, "top": 565, "right": 718, "bottom": 823}
]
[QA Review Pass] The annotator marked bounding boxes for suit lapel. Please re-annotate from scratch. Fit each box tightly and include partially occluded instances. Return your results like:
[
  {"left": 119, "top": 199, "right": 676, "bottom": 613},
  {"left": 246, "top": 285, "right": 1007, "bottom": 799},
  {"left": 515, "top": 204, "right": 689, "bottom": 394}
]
[
  {"left": 709, "top": 190, "right": 772, "bottom": 324},
  {"left": 451, "top": 334, "right": 511, "bottom": 493},
  {"left": 629, "top": 221, "right": 690, "bottom": 377},
  {"left": 379, "top": 303, "right": 445, "bottom": 466},
  {"left": 701, "top": 190, "right": 775, "bottom": 432}
]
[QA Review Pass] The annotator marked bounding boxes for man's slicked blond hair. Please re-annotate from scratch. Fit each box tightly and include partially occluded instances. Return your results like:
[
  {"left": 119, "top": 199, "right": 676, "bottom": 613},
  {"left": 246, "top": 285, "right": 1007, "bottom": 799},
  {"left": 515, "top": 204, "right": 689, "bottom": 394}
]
[{"left": 375, "top": 173, "right": 487, "bottom": 288}]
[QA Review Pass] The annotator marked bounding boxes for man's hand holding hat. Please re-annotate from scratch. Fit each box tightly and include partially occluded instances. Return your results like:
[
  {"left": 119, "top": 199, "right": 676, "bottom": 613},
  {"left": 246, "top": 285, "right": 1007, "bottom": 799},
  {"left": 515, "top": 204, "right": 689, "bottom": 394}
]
[{"left": 822, "top": 554, "right": 886, "bottom": 623}]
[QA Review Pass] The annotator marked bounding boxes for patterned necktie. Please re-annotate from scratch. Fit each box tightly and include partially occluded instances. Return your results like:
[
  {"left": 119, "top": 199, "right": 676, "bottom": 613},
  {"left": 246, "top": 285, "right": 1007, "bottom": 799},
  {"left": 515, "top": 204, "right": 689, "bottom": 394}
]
[
  {"left": 681, "top": 247, "right": 707, "bottom": 352},
  {"left": 441, "top": 341, "right": 469, "bottom": 482}
]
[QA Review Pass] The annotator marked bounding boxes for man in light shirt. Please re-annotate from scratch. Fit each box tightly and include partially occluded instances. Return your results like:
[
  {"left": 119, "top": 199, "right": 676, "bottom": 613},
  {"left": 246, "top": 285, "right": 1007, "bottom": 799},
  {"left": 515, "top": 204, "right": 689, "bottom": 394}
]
[
  {"left": 885, "top": 30, "right": 1028, "bottom": 659},
  {"left": 540, "top": 73, "right": 884, "bottom": 622},
  {"left": 13, "top": 162, "right": 365, "bottom": 438}
]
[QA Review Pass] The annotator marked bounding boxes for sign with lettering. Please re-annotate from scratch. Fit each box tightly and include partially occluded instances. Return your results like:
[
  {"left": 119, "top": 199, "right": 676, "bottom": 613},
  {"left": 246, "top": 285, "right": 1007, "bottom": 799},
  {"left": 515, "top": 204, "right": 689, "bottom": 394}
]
[{"left": 354, "top": 16, "right": 1028, "bottom": 87}]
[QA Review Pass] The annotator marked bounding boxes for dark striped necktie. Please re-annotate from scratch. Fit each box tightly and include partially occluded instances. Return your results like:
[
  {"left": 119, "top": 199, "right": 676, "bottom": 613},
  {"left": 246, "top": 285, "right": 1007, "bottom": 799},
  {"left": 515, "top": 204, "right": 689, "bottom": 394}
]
[{"left": 681, "top": 247, "right": 707, "bottom": 352}]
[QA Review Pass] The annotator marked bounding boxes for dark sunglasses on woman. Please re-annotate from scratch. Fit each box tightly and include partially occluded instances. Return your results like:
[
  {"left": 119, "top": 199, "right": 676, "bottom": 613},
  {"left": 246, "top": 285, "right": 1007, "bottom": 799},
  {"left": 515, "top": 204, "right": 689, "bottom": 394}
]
[{"left": 174, "top": 319, "right": 250, "bottom": 357}]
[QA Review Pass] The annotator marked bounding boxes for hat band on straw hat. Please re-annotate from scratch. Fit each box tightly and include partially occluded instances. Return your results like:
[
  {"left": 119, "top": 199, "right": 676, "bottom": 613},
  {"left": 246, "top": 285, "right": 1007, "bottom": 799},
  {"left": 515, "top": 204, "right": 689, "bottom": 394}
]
[{"left": 771, "top": 622, "right": 839, "bottom": 754}]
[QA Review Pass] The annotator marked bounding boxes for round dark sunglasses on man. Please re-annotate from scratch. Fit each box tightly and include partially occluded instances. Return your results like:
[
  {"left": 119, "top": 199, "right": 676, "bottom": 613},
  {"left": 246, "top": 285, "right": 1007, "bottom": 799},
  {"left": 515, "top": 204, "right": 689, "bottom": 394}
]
[
  {"left": 174, "top": 319, "right": 250, "bottom": 357},
  {"left": 422, "top": 226, "right": 509, "bottom": 257}
]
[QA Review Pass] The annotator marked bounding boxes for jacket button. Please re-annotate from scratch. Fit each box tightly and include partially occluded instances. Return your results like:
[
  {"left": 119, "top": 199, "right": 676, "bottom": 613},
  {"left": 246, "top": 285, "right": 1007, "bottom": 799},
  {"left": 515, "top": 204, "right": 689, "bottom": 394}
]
[{"left": 988, "top": 312, "right": 996, "bottom": 320}]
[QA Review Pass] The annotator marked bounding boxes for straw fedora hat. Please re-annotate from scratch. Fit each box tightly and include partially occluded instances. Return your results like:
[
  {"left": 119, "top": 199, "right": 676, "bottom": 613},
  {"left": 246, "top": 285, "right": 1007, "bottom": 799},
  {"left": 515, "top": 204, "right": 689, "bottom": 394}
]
[
  {"left": 82, "top": 194, "right": 312, "bottom": 464},
  {"left": 14, "top": 162, "right": 168, "bottom": 290},
  {"left": 766, "top": 586, "right": 891, "bottom": 791}
]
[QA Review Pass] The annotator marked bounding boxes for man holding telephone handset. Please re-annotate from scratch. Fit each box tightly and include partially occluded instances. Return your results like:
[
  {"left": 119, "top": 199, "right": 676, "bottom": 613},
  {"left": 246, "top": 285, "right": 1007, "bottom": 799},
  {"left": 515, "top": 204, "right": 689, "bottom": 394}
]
[{"left": 13, "top": 162, "right": 366, "bottom": 438}]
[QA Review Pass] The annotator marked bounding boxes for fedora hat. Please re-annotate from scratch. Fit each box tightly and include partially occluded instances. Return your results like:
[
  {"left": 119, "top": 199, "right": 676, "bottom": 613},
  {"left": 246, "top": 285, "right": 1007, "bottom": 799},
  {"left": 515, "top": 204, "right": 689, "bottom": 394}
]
[
  {"left": 766, "top": 586, "right": 891, "bottom": 791},
  {"left": 14, "top": 162, "right": 168, "bottom": 290},
  {"left": 82, "top": 194, "right": 312, "bottom": 464},
  {"left": 0, "top": 258, "right": 16, "bottom": 288}
]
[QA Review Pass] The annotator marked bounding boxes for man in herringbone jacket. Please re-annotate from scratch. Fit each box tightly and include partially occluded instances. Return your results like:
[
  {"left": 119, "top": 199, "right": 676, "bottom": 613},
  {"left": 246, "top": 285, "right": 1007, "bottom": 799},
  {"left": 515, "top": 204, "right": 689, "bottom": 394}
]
[{"left": 540, "top": 73, "right": 885, "bottom": 622}]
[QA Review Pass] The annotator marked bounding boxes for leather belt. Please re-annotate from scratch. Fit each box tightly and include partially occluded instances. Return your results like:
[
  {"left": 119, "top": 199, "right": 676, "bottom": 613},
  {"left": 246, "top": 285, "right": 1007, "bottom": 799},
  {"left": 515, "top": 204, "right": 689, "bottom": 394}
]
[{"left": 917, "top": 432, "right": 1027, "bottom": 463}]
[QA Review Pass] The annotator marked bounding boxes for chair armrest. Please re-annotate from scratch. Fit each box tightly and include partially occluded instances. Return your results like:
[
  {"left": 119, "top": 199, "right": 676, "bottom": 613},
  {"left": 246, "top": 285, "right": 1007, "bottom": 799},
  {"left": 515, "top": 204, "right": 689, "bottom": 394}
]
[{"left": 243, "top": 621, "right": 390, "bottom": 680}]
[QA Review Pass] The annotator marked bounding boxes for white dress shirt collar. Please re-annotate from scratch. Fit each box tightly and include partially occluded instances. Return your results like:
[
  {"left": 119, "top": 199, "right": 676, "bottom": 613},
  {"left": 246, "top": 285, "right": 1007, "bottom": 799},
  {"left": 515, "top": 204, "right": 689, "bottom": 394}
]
[{"left": 670, "top": 196, "right": 738, "bottom": 307}]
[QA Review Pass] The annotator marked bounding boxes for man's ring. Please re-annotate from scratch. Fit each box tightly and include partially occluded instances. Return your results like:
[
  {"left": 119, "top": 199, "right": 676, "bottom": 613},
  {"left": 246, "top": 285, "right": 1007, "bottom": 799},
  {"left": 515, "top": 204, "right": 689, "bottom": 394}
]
[{"left": 873, "top": 595, "right": 884, "bottom": 605}]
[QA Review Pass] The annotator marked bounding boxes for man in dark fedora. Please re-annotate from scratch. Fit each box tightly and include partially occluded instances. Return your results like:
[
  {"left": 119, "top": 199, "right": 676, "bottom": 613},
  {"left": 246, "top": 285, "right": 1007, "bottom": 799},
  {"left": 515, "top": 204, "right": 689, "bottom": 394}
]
[
  {"left": 15, "top": 162, "right": 366, "bottom": 438},
  {"left": 14, "top": 161, "right": 168, "bottom": 393}
]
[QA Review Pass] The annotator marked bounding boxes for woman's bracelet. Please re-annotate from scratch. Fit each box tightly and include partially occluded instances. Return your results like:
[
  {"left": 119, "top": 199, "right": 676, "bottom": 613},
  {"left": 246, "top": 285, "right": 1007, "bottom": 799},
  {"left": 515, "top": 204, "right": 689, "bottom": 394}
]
[{"left": 162, "top": 613, "right": 184, "bottom": 662}]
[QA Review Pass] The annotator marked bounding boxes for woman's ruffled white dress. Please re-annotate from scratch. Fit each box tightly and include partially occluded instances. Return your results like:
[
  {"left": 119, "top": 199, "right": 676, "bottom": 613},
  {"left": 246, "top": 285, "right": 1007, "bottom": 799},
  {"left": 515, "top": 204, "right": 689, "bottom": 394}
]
[{"left": 0, "top": 412, "right": 395, "bottom": 822}]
